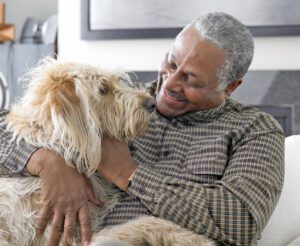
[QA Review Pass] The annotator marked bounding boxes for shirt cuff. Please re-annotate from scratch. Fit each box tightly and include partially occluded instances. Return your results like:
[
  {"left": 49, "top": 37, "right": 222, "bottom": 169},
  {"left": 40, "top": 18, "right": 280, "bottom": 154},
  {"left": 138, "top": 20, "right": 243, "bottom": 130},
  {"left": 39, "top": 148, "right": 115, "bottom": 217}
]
[{"left": 4, "top": 140, "right": 39, "bottom": 176}]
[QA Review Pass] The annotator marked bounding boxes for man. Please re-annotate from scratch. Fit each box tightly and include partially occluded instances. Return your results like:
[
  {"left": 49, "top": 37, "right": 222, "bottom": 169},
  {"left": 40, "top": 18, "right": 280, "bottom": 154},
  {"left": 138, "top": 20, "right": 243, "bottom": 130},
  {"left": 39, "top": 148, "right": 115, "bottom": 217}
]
[{"left": 0, "top": 12, "right": 284, "bottom": 246}]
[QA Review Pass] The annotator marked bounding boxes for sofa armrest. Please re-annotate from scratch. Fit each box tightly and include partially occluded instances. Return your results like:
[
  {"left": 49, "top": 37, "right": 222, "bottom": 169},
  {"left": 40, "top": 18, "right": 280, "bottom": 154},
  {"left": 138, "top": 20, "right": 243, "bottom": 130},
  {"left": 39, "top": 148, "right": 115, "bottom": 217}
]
[{"left": 258, "top": 135, "right": 300, "bottom": 246}]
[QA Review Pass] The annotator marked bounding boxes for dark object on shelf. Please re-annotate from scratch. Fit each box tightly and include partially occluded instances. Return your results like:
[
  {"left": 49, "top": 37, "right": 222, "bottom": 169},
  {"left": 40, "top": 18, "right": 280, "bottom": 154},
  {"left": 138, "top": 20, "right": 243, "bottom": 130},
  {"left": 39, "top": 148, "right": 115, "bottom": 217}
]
[
  {"left": 20, "top": 15, "right": 57, "bottom": 44},
  {"left": 20, "top": 17, "right": 40, "bottom": 43}
]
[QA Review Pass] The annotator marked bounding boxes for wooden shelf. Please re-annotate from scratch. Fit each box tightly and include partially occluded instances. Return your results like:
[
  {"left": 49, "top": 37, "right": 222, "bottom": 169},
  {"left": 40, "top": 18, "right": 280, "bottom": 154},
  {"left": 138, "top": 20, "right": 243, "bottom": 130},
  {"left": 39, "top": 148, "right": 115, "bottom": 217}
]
[{"left": 0, "top": 23, "right": 15, "bottom": 42}]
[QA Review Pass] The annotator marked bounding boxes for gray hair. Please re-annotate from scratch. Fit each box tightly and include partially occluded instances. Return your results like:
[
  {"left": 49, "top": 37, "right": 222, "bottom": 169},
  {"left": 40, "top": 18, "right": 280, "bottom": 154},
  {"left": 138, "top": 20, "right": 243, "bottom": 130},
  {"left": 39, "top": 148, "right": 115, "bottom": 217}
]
[{"left": 182, "top": 12, "right": 254, "bottom": 90}]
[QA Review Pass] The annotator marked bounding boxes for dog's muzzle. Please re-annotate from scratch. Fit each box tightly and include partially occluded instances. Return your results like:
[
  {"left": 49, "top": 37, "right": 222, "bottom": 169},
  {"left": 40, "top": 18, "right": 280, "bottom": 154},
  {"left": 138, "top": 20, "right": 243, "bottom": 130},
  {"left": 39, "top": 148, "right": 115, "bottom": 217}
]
[{"left": 143, "top": 98, "right": 156, "bottom": 113}]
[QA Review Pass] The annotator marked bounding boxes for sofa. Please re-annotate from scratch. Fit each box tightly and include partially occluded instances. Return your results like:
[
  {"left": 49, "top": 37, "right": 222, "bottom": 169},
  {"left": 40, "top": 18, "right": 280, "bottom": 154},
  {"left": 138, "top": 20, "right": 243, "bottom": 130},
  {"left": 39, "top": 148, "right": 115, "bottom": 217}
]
[{"left": 257, "top": 135, "right": 300, "bottom": 246}]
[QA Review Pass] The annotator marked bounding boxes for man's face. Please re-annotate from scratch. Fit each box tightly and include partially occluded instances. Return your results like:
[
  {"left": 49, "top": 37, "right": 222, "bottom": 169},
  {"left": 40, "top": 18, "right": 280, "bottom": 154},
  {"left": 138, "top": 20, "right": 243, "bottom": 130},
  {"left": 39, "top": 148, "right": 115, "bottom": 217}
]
[{"left": 156, "top": 27, "right": 228, "bottom": 118}]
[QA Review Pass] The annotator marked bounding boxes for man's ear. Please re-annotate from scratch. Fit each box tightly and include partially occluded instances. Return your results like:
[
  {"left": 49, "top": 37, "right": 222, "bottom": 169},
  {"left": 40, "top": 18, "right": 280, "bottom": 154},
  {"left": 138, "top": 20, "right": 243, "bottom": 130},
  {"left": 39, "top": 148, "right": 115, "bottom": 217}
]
[{"left": 224, "top": 79, "right": 242, "bottom": 96}]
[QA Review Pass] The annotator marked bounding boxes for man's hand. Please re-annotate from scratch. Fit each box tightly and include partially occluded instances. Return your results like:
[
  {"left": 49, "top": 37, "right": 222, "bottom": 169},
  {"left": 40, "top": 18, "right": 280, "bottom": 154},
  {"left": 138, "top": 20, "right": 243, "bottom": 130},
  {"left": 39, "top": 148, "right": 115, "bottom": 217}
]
[
  {"left": 26, "top": 149, "right": 102, "bottom": 246},
  {"left": 97, "top": 138, "right": 137, "bottom": 191}
]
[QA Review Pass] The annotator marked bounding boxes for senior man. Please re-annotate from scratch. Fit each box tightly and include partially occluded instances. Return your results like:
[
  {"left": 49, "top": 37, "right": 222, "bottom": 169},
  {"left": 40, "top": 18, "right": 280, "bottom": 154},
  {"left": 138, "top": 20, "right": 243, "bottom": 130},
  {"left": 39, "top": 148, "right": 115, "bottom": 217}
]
[{"left": 0, "top": 12, "right": 284, "bottom": 246}]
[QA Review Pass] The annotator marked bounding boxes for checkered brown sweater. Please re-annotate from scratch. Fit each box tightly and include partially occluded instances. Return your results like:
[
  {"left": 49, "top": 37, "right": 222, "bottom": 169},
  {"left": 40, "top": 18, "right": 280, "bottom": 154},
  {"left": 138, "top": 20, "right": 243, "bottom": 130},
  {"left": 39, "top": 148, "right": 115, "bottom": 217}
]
[{"left": 0, "top": 97, "right": 284, "bottom": 245}]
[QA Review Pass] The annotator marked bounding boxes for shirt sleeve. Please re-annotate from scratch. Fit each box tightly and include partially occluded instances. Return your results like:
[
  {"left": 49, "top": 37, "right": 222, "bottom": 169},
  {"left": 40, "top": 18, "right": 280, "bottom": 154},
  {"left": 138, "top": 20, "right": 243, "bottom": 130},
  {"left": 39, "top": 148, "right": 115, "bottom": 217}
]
[
  {"left": 0, "top": 110, "right": 38, "bottom": 177},
  {"left": 128, "top": 127, "right": 284, "bottom": 245}
]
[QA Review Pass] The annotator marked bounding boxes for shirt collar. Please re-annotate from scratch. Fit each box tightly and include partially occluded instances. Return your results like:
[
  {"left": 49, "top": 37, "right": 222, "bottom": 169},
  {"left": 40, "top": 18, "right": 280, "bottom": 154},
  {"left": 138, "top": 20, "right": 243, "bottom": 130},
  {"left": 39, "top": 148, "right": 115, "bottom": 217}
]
[{"left": 154, "top": 98, "right": 228, "bottom": 125}]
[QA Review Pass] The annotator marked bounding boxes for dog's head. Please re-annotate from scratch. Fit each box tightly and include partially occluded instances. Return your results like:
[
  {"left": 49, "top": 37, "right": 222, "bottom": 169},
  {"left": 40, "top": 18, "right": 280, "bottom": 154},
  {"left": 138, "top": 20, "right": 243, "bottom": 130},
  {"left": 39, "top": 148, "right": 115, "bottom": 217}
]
[{"left": 7, "top": 58, "right": 155, "bottom": 175}]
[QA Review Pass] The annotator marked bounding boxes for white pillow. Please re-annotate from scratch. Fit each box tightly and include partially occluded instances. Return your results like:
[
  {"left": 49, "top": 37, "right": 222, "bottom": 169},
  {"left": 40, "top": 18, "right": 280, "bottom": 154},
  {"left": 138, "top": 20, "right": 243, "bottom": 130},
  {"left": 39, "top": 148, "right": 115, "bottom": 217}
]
[
  {"left": 257, "top": 135, "right": 300, "bottom": 246},
  {"left": 286, "top": 237, "right": 300, "bottom": 246}
]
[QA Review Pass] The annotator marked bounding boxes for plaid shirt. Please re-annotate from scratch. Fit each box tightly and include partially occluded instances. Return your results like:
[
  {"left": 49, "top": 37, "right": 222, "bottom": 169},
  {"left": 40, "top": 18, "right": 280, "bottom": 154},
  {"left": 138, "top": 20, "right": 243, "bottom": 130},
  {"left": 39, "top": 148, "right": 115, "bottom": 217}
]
[
  {"left": 0, "top": 98, "right": 284, "bottom": 246},
  {"left": 0, "top": 110, "right": 37, "bottom": 176}
]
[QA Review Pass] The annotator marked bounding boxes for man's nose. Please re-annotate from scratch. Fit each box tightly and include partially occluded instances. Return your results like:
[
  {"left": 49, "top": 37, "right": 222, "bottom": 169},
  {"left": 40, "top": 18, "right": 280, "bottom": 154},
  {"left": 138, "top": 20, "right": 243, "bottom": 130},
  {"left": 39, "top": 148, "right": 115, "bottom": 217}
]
[{"left": 164, "top": 73, "right": 183, "bottom": 91}]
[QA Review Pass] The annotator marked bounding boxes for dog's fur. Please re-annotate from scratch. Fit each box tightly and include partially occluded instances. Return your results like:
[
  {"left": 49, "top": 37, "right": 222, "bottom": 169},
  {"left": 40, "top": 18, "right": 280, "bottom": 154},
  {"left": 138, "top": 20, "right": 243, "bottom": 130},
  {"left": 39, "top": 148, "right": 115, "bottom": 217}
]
[{"left": 0, "top": 59, "right": 215, "bottom": 246}]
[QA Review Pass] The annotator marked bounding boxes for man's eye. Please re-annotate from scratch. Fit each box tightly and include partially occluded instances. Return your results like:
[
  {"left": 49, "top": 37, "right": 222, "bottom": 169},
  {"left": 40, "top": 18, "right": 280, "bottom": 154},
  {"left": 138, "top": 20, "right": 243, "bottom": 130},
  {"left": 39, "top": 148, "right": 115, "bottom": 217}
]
[
  {"left": 161, "top": 73, "right": 168, "bottom": 80},
  {"left": 188, "top": 81, "right": 205, "bottom": 88},
  {"left": 184, "top": 75, "right": 205, "bottom": 88},
  {"left": 183, "top": 74, "right": 189, "bottom": 81},
  {"left": 170, "top": 63, "right": 177, "bottom": 69},
  {"left": 167, "top": 59, "right": 177, "bottom": 69}
]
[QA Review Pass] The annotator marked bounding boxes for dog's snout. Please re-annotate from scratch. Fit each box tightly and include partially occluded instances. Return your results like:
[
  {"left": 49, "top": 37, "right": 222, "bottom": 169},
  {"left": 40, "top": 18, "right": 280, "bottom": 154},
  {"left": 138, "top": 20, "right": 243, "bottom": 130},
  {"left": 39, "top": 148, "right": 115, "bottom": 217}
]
[{"left": 143, "top": 98, "right": 156, "bottom": 113}]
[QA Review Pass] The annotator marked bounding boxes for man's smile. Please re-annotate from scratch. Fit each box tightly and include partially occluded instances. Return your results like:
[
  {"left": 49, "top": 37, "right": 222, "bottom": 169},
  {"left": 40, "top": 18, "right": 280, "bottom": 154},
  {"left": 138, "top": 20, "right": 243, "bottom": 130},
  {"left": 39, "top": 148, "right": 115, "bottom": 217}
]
[
  {"left": 162, "top": 89, "right": 188, "bottom": 107},
  {"left": 167, "top": 90, "right": 188, "bottom": 102}
]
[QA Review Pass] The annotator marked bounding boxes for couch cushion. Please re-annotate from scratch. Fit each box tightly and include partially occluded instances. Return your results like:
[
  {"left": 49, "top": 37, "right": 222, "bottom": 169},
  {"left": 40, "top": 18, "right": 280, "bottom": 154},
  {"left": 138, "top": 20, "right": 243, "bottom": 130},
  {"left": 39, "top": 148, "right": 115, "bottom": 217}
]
[
  {"left": 257, "top": 135, "right": 300, "bottom": 246},
  {"left": 286, "top": 236, "right": 300, "bottom": 246}
]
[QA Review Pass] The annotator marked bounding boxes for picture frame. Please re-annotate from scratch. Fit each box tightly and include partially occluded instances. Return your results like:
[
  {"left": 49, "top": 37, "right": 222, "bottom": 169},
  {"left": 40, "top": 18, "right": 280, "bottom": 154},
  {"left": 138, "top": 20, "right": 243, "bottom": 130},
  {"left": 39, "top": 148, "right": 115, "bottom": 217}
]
[{"left": 81, "top": 0, "right": 300, "bottom": 40}]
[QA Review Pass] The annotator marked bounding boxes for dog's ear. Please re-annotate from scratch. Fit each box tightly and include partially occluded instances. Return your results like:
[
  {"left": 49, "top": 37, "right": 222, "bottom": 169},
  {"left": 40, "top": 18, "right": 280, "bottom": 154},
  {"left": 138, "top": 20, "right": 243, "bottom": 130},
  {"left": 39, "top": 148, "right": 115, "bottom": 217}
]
[
  {"left": 46, "top": 73, "right": 102, "bottom": 175},
  {"left": 7, "top": 59, "right": 102, "bottom": 175},
  {"left": 47, "top": 74, "right": 80, "bottom": 117}
]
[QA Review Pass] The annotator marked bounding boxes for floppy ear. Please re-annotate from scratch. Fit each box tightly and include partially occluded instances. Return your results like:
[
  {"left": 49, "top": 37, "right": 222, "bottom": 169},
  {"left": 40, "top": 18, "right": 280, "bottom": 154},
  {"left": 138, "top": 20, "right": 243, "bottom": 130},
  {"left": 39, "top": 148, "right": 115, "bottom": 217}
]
[
  {"left": 7, "top": 59, "right": 102, "bottom": 175},
  {"left": 47, "top": 74, "right": 102, "bottom": 175}
]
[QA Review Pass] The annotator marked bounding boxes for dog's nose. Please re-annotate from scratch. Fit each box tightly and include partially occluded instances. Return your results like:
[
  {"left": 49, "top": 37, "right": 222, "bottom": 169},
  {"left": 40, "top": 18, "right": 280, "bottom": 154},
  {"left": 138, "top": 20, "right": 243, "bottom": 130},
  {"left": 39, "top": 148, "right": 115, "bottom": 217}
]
[{"left": 143, "top": 98, "right": 156, "bottom": 113}]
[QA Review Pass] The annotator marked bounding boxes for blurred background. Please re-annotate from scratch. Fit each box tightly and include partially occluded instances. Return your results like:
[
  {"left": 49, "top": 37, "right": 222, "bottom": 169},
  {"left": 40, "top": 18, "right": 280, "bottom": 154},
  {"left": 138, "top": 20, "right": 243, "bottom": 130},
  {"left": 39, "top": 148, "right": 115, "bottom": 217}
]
[{"left": 0, "top": 0, "right": 300, "bottom": 135}]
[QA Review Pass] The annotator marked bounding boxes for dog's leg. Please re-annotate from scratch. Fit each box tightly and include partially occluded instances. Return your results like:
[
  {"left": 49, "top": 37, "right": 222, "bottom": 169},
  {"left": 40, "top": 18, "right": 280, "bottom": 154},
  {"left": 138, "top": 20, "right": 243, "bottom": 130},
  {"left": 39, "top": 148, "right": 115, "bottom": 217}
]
[{"left": 91, "top": 216, "right": 215, "bottom": 246}]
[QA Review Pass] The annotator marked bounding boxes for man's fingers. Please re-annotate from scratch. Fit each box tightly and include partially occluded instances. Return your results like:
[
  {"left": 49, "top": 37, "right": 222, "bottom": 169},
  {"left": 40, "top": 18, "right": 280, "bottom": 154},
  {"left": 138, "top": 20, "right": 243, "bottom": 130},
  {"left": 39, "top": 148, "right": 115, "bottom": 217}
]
[
  {"left": 84, "top": 176, "right": 103, "bottom": 207},
  {"left": 62, "top": 211, "right": 76, "bottom": 246},
  {"left": 86, "top": 187, "right": 103, "bottom": 207},
  {"left": 48, "top": 213, "right": 64, "bottom": 246},
  {"left": 37, "top": 206, "right": 52, "bottom": 235},
  {"left": 78, "top": 205, "right": 92, "bottom": 245}
]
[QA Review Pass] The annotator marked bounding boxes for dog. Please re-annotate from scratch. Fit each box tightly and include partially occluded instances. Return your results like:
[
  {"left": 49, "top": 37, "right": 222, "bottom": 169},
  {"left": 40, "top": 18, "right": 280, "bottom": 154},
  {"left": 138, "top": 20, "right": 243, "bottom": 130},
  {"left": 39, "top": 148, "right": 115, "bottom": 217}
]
[{"left": 0, "top": 58, "right": 215, "bottom": 246}]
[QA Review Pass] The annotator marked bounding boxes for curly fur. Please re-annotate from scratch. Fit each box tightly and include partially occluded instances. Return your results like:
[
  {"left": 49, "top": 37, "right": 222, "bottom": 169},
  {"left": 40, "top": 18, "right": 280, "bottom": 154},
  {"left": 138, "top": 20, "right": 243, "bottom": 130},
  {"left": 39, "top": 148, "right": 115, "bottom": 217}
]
[
  {"left": 0, "top": 58, "right": 215, "bottom": 246},
  {"left": 92, "top": 216, "right": 215, "bottom": 246}
]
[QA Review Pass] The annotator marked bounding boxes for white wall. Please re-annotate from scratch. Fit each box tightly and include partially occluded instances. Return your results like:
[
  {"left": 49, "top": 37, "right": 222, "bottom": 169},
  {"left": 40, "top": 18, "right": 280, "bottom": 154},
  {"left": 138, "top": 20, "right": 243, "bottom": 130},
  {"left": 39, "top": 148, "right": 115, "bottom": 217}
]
[
  {"left": 2, "top": 0, "right": 57, "bottom": 40},
  {"left": 58, "top": 0, "right": 300, "bottom": 71}
]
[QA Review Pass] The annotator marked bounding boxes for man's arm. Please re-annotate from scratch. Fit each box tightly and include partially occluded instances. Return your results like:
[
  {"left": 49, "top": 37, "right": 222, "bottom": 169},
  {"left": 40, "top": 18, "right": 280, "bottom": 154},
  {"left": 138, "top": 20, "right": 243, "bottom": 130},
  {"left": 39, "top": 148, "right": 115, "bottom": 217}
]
[
  {"left": 0, "top": 109, "right": 101, "bottom": 246},
  {"left": 99, "top": 129, "right": 284, "bottom": 245},
  {"left": 129, "top": 130, "right": 284, "bottom": 245},
  {"left": 0, "top": 109, "right": 37, "bottom": 176}
]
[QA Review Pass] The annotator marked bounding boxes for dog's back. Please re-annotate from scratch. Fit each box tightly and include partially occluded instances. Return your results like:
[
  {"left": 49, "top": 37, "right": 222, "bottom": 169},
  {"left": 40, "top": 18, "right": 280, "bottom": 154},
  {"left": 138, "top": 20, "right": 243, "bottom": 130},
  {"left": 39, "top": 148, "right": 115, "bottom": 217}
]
[{"left": 0, "top": 177, "right": 42, "bottom": 245}]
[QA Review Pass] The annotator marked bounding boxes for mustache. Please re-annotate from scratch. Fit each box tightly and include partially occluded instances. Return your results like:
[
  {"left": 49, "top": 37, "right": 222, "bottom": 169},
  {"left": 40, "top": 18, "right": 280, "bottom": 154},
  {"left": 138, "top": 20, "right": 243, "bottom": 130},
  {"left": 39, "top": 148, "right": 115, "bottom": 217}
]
[{"left": 166, "top": 90, "right": 188, "bottom": 102}]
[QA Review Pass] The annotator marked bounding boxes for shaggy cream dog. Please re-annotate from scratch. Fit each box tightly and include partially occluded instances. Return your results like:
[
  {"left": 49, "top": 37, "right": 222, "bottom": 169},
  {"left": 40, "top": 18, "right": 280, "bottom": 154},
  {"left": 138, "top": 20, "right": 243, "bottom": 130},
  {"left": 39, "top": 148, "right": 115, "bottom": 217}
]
[{"left": 0, "top": 59, "right": 215, "bottom": 246}]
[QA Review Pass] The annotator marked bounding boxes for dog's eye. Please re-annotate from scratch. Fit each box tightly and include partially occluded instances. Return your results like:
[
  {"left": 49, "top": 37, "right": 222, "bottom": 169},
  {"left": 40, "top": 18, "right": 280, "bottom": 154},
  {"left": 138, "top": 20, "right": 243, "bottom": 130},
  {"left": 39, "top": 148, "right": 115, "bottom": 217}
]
[{"left": 98, "top": 85, "right": 108, "bottom": 95}]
